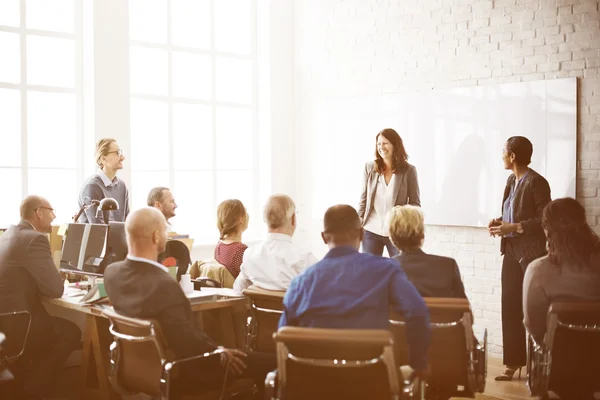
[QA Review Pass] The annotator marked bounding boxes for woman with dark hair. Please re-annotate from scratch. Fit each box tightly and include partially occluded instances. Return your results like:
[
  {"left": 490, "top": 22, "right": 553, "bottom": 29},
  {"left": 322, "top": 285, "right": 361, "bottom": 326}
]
[
  {"left": 524, "top": 197, "right": 600, "bottom": 341},
  {"left": 488, "top": 136, "right": 551, "bottom": 381},
  {"left": 358, "top": 128, "right": 420, "bottom": 257},
  {"left": 523, "top": 197, "right": 600, "bottom": 399}
]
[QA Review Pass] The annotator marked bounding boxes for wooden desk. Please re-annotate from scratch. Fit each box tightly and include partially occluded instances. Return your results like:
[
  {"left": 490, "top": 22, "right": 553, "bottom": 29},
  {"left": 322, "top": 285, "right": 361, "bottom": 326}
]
[{"left": 44, "top": 289, "right": 249, "bottom": 400}]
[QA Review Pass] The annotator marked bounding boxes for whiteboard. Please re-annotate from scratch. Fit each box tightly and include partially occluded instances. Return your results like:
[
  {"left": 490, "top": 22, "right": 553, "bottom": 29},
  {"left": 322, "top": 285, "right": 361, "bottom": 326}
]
[{"left": 308, "top": 78, "right": 577, "bottom": 227}]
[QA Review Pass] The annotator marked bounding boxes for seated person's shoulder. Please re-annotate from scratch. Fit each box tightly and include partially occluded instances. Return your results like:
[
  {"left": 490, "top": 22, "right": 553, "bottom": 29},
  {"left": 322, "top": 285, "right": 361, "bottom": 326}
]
[
  {"left": 527, "top": 255, "right": 550, "bottom": 271},
  {"left": 425, "top": 253, "right": 457, "bottom": 266},
  {"left": 360, "top": 252, "right": 402, "bottom": 269}
]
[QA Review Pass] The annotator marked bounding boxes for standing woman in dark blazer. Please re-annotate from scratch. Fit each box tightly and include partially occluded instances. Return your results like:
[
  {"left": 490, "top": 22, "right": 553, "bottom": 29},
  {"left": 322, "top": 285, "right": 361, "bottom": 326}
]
[
  {"left": 488, "top": 136, "right": 551, "bottom": 381},
  {"left": 358, "top": 128, "right": 420, "bottom": 257}
]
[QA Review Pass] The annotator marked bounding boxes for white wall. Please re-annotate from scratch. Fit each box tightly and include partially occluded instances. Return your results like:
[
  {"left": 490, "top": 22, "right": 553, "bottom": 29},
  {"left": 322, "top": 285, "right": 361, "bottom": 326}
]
[{"left": 290, "top": 0, "right": 600, "bottom": 357}]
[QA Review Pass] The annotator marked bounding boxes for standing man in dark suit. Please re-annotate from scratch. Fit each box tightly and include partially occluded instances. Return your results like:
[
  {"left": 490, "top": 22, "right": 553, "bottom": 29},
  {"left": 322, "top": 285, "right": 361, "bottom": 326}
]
[
  {"left": 0, "top": 195, "right": 81, "bottom": 399},
  {"left": 104, "top": 207, "right": 274, "bottom": 397},
  {"left": 388, "top": 205, "right": 468, "bottom": 299}
]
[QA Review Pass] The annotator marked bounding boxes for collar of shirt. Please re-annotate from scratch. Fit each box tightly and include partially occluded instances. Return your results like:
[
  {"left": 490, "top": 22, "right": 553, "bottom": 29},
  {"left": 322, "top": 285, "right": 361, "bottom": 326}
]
[
  {"left": 324, "top": 245, "right": 359, "bottom": 259},
  {"left": 21, "top": 220, "right": 37, "bottom": 231},
  {"left": 399, "top": 248, "right": 425, "bottom": 256},
  {"left": 97, "top": 170, "right": 119, "bottom": 188},
  {"left": 266, "top": 232, "right": 293, "bottom": 243},
  {"left": 127, "top": 255, "right": 169, "bottom": 273}
]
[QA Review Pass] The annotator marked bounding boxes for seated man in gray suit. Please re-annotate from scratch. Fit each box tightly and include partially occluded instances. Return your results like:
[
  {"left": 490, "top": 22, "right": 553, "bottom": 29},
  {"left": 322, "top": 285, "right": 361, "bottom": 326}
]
[
  {"left": 389, "top": 205, "right": 467, "bottom": 299},
  {"left": 0, "top": 195, "right": 81, "bottom": 400},
  {"left": 104, "top": 207, "right": 274, "bottom": 397}
]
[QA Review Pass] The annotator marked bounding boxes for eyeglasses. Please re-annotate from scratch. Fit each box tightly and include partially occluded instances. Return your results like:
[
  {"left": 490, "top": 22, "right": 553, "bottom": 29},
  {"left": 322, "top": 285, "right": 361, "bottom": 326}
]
[
  {"left": 107, "top": 149, "right": 125, "bottom": 157},
  {"left": 36, "top": 207, "right": 55, "bottom": 213}
]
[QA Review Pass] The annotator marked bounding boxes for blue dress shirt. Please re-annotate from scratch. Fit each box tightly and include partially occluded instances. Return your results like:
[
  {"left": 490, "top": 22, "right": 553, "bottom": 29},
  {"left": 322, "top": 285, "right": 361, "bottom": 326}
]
[{"left": 279, "top": 246, "right": 431, "bottom": 370}]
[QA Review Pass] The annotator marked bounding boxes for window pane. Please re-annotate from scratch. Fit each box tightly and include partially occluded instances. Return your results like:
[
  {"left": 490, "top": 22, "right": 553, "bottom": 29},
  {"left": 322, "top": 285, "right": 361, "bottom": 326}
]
[
  {"left": 0, "top": 0, "right": 20, "bottom": 28},
  {"left": 130, "top": 99, "right": 169, "bottom": 170},
  {"left": 215, "top": 0, "right": 252, "bottom": 55},
  {"left": 0, "top": 168, "right": 22, "bottom": 228},
  {"left": 172, "top": 52, "right": 211, "bottom": 100},
  {"left": 215, "top": 57, "right": 252, "bottom": 104},
  {"left": 216, "top": 107, "right": 252, "bottom": 169},
  {"left": 27, "top": 36, "right": 75, "bottom": 88},
  {"left": 130, "top": 46, "right": 168, "bottom": 96},
  {"left": 131, "top": 170, "right": 169, "bottom": 209},
  {"left": 0, "top": 32, "right": 20, "bottom": 84},
  {"left": 27, "top": 91, "right": 76, "bottom": 168},
  {"left": 28, "top": 168, "right": 76, "bottom": 224},
  {"left": 216, "top": 170, "right": 256, "bottom": 238},
  {"left": 0, "top": 89, "right": 21, "bottom": 167},
  {"left": 26, "top": 0, "right": 74, "bottom": 33},
  {"left": 171, "top": 0, "right": 210, "bottom": 49},
  {"left": 129, "top": 0, "right": 167, "bottom": 44},
  {"left": 174, "top": 171, "right": 214, "bottom": 242},
  {"left": 173, "top": 103, "right": 212, "bottom": 170}
]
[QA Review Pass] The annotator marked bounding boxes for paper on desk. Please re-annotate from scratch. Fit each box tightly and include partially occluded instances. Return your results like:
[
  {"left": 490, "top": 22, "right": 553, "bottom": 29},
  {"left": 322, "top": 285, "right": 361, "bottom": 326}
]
[
  {"left": 63, "top": 286, "right": 86, "bottom": 297},
  {"left": 185, "top": 290, "right": 219, "bottom": 301},
  {"left": 198, "top": 287, "right": 246, "bottom": 298}
]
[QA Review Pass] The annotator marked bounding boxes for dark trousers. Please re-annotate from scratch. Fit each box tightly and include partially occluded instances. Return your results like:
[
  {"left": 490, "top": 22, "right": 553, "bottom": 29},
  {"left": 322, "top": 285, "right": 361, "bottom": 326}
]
[
  {"left": 175, "top": 351, "right": 276, "bottom": 399},
  {"left": 362, "top": 230, "right": 399, "bottom": 257},
  {"left": 501, "top": 242, "right": 527, "bottom": 367},
  {"left": 13, "top": 315, "right": 81, "bottom": 397}
]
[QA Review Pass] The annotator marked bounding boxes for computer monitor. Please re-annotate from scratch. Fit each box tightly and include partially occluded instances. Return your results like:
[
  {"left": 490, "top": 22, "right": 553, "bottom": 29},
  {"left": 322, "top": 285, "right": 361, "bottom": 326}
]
[
  {"left": 102, "top": 221, "right": 128, "bottom": 268},
  {"left": 59, "top": 223, "right": 108, "bottom": 277}
]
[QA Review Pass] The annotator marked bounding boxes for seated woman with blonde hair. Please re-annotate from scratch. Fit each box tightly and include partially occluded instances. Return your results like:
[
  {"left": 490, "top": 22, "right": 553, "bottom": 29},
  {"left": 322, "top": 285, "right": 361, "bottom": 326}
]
[
  {"left": 388, "top": 205, "right": 467, "bottom": 299},
  {"left": 214, "top": 199, "right": 249, "bottom": 278}
]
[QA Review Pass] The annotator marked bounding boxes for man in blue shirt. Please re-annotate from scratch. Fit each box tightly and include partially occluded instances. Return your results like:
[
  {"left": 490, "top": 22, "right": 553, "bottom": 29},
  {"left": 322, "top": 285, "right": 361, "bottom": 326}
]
[{"left": 279, "top": 204, "right": 431, "bottom": 375}]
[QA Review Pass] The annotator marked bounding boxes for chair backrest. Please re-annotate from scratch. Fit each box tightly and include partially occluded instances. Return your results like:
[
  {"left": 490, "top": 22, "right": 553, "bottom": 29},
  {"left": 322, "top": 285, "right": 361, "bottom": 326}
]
[
  {"left": 103, "top": 308, "right": 170, "bottom": 398},
  {"left": 545, "top": 301, "right": 600, "bottom": 393},
  {"left": 274, "top": 326, "right": 400, "bottom": 400},
  {"left": 158, "top": 240, "right": 192, "bottom": 281},
  {"left": 390, "top": 298, "right": 484, "bottom": 394},
  {"left": 243, "top": 286, "right": 285, "bottom": 353},
  {"left": 0, "top": 311, "right": 31, "bottom": 362},
  {"left": 190, "top": 260, "right": 235, "bottom": 288}
]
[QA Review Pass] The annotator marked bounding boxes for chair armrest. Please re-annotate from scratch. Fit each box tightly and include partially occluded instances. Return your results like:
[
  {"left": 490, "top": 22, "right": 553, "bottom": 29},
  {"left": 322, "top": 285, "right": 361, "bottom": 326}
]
[
  {"left": 169, "top": 348, "right": 226, "bottom": 368},
  {"left": 264, "top": 370, "right": 277, "bottom": 400}
]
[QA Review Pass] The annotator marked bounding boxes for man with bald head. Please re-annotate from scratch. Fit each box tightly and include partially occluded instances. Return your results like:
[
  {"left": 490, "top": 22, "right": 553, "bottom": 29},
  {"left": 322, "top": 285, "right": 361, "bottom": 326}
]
[
  {"left": 0, "top": 195, "right": 81, "bottom": 399},
  {"left": 104, "top": 208, "right": 274, "bottom": 396},
  {"left": 279, "top": 205, "right": 431, "bottom": 379},
  {"left": 233, "top": 194, "right": 316, "bottom": 293}
]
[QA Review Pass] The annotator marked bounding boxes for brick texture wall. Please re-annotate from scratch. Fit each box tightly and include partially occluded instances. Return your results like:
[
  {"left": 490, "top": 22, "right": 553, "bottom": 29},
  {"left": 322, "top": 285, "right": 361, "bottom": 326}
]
[{"left": 292, "top": 0, "right": 600, "bottom": 357}]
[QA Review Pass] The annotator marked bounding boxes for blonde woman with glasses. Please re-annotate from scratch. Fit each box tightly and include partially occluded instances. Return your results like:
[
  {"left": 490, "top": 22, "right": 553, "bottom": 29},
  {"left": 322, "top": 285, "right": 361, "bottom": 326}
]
[{"left": 77, "top": 138, "right": 130, "bottom": 223}]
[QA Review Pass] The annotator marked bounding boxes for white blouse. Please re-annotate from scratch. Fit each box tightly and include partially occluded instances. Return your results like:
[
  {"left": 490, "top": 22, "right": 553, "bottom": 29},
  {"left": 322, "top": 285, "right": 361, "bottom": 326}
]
[{"left": 363, "top": 173, "right": 396, "bottom": 236}]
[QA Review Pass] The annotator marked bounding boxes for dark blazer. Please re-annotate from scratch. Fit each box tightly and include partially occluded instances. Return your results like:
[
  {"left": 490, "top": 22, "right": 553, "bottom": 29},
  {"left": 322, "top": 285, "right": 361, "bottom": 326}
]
[
  {"left": 499, "top": 168, "right": 551, "bottom": 262},
  {"left": 393, "top": 249, "right": 467, "bottom": 299},
  {"left": 104, "top": 258, "right": 217, "bottom": 358},
  {"left": 0, "top": 220, "right": 64, "bottom": 318},
  {"left": 358, "top": 161, "right": 421, "bottom": 226}
]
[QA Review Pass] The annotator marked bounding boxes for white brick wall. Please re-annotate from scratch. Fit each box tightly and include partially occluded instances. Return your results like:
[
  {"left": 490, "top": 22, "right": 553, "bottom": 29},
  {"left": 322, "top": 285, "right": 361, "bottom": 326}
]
[{"left": 292, "top": 0, "right": 600, "bottom": 357}]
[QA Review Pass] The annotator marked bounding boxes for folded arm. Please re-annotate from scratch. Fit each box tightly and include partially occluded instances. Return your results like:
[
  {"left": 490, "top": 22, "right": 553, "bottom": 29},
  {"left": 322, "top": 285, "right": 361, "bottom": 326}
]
[{"left": 157, "top": 304, "right": 218, "bottom": 358}]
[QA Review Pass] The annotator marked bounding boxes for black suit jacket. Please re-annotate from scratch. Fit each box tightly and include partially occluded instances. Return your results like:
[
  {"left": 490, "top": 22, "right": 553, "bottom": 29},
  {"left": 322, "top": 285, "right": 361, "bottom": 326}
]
[
  {"left": 499, "top": 168, "right": 551, "bottom": 262},
  {"left": 393, "top": 249, "right": 467, "bottom": 299},
  {"left": 104, "top": 258, "right": 217, "bottom": 358},
  {"left": 0, "top": 220, "right": 64, "bottom": 316},
  {"left": 0, "top": 221, "right": 64, "bottom": 352}
]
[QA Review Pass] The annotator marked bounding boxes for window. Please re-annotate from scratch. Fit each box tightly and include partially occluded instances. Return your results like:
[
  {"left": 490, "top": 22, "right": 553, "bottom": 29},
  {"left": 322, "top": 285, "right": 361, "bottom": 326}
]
[
  {"left": 129, "top": 0, "right": 258, "bottom": 243},
  {"left": 0, "top": 0, "right": 83, "bottom": 227}
]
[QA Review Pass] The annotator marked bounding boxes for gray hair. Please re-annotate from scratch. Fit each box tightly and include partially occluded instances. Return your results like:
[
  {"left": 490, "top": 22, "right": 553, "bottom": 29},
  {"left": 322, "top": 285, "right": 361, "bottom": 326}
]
[
  {"left": 147, "top": 187, "right": 169, "bottom": 206},
  {"left": 263, "top": 194, "right": 295, "bottom": 229}
]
